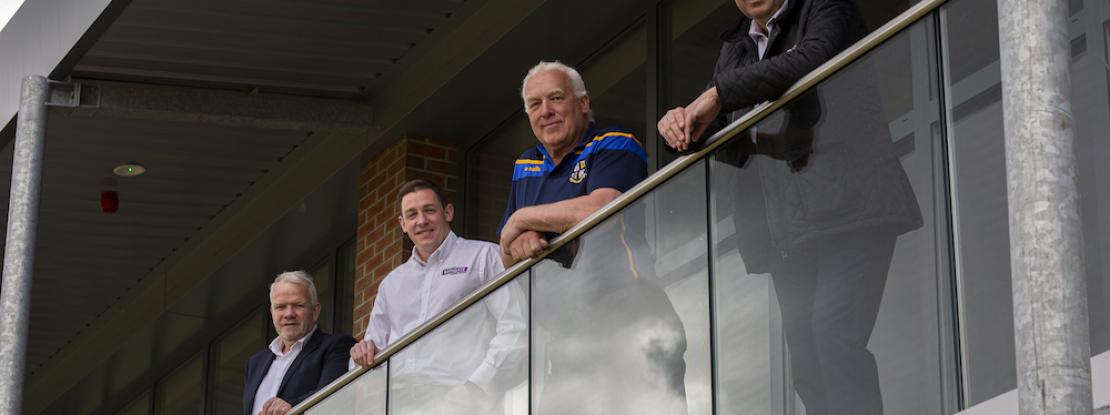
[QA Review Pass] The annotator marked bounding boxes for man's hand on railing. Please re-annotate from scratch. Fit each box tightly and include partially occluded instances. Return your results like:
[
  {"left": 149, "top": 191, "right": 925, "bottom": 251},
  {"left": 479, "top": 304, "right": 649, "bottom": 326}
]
[
  {"left": 659, "top": 86, "right": 721, "bottom": 152},
  {"left": 503, "top": 230, "right": 549, "bottom": 266},
  {"left": 350, "top": 339, "right": 378, "bottom": 368},
  {"left": 258, "top": 397, "right": 292, "bottom": 415}
]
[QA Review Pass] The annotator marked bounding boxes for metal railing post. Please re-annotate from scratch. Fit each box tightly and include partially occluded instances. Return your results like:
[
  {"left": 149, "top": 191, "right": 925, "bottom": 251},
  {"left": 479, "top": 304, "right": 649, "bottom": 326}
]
[
  {"left": 0, "top": 75, "right": 49, "bottom": 415},
  {"left": 998, "top": 0, "right": 1093, "bottom": 413}
]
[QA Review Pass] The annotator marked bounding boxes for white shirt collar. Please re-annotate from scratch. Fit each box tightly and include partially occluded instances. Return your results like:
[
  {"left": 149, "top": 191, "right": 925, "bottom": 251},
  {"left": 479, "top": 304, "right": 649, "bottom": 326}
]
[
  {"left": 409, "top": 231, "right": 458, "bottom": 267},
  {"left": 748, "top": 0, "right": 790, "bottom": 37},
  {"left": 268, "top": 325, "right": 317, "bottom": 357}
]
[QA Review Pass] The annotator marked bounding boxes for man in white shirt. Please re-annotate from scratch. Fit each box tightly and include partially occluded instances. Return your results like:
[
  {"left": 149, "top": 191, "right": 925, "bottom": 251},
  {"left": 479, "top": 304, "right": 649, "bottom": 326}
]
[
  {"left": 243, "top": 271, "right": 356, "bottom": 415},
  {"left": 350, "top": 179, "right": 527, "bottom": 414}
]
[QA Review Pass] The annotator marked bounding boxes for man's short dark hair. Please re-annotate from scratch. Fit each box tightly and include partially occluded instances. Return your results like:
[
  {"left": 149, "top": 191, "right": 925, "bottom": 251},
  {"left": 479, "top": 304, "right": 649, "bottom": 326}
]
[{"left": 397, "top": 179, "right": 449, "bottom": 212}]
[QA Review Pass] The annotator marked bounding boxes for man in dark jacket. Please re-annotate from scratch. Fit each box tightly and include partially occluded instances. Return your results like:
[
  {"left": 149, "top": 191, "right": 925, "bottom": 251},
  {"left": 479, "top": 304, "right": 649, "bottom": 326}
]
[
  {"left": 244, "top": 271, "right": 355, "bottom": 415},
  {"left": 659, "top": 1, "right": 922, "bottom": 414}
]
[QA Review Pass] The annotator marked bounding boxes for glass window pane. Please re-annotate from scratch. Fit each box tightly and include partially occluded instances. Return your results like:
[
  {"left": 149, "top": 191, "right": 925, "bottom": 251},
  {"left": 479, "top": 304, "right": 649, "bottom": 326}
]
[
  {"left": 387, "top": 277, "right": 529, "bottom": 414},
  {"left": 311, "top": 256, "right": 336, "bottom": 333},
  {"left": 336, "top": 239, "right": 357, "bottom": 336},
  {"left": 208, "top": 310, "right": 265, "bottom": 415},
  {"left": 155, "top": 354, "right": 204, "bottom": 415},
  {"left": 941, "top": 0, "right": 1013, "bottom": 406},
  {"left": 708, "top": 15, "right": 950, "bottom": 415},
  {"left": 116, "top": 391, "right": 151, "bottom": 415},
  {"left": 306, "top": 362, "right": 387, "bottom": 415},
  {"left": 530, "top": 163, "right": 710, "bottom": 415}
]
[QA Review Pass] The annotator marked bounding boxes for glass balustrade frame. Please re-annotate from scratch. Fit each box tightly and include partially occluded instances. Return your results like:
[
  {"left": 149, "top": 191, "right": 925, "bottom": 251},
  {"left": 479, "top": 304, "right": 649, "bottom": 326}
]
[{"left": 289, "top": 0, "right": 953, "bottom": 412}]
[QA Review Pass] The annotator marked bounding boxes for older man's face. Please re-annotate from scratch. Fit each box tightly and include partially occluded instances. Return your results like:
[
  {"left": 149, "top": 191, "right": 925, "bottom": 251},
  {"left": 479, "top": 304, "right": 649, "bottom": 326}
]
[
  {"left": 524, "top": 70, "right": 590, "bottom": 161},
  {"left": 270, "top": 281, "right": 320, "bottom": 349},
  {"left": 734, "top": 0, "right": 786, "bottom": 26}
]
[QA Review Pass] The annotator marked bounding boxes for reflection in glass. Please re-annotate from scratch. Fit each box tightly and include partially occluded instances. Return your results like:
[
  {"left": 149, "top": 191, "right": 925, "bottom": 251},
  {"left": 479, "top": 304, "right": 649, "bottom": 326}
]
[
  {"left": 708, "top": 19, "right": 945, "bottom": 415},
  {"left": 336, "top": 239, "right": 357, "bottom": 336},
  {"left": 531, "top": 164, "right": 710, "bottom": 415},
  {"left": 155, "top": 354, "right": 204, "bottom": 414},
  {"left": 306, "top": 362, "right": 387, "bottom": 415},
  {"left": 387, "top": 277, "right": 528, "bottom": 414},
  {"left": 116, "top": 391, "right": 151, "bottom": 415},
  {"left": 942, "top": 0, "right": 1017, "bottom": 405},
  {"left": 208, "top": 310, "right": 265, "bottom": 415},
  {"left": 310, "top": 257, "right": 335, "bottom": 333}
]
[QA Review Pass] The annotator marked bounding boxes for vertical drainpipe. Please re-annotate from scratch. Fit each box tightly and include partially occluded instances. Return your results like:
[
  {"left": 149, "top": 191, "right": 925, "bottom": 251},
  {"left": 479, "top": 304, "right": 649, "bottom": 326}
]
[
  {"left": 997, "top": 0, "right": 1093, "bottom": 414},
  {"left": 0, "top": 75, "right": 49, "bottom": 415}
]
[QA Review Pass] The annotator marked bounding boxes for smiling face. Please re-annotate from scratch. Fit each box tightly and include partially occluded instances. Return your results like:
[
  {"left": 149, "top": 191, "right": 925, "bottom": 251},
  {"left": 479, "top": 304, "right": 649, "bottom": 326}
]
[
  {"left": 523, "top": 69, "right": 591, "bottom": 163},
  {"left": 269, "top": 281, "right": 320, "bottom": 351},
  {"left": 734, "top": 0, "right": 786, "bottom": 28},
  {"left": 398, "top": 188, "right": 454, "bottom": 261}
]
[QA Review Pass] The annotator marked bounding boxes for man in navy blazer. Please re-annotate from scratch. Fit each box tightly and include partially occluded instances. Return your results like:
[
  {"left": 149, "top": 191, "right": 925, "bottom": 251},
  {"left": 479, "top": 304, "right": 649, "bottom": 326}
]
[{"left": 243, "top": 270, "right": 356, "bottom": 415}]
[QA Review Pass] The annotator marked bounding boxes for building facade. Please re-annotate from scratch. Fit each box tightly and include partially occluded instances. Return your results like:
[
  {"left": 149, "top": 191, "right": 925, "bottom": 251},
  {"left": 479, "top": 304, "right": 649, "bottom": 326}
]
[{"left": 0, "top": 0, "right": 1107, "bottom": 413}]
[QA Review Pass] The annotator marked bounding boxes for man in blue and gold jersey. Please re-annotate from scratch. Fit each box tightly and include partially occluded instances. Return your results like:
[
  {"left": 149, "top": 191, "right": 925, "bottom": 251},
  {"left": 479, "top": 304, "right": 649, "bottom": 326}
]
[
  {"left": 498, "top": 61, "right": 688, "bottom": 415},
  {"left": 497, "top": 61, "right": 645, "bottom": 266}
]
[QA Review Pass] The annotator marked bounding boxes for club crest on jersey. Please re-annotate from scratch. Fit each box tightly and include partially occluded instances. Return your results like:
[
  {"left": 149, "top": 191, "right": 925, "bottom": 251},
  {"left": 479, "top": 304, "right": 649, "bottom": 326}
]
[{"left": 569, "top": 160, "right": 587, "bottom": 184}]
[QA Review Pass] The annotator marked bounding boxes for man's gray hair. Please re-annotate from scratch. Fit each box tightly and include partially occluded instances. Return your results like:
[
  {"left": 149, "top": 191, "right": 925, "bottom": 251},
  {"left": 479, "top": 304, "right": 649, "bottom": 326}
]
[
  {"left": 520, "top": 60, "right": 589, "bottom": 113},
  {"left": 271, "top": 270, "right": 319, "bottom": 306}
]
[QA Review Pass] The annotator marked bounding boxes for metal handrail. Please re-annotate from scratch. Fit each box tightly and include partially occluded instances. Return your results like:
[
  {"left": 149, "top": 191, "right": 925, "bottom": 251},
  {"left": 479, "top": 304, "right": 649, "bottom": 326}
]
[{"left": 289, "top": 0, "right": 947, "bottom": 411}]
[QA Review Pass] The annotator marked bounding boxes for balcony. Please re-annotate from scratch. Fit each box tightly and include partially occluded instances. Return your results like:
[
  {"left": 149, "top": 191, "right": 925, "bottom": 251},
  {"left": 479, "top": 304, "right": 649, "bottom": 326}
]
[{"left": 289, "top": 0, "right": 1086, "bottom": 413}]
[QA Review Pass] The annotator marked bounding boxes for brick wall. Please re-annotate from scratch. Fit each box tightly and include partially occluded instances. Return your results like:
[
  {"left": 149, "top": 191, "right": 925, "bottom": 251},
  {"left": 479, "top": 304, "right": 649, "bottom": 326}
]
[{"left": 352, "top": 136, "right": 458, "bottom": 338}]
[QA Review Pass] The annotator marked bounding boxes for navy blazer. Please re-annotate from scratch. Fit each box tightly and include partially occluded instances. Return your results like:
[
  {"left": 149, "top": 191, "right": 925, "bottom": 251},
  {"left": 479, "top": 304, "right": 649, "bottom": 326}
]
[{"left": 243, "top": 329, "right": 356, "bottom": 415}]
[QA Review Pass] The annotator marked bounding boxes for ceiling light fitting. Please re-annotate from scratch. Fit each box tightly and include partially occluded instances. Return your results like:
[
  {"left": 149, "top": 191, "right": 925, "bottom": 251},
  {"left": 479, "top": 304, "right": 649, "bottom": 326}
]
[{"left": 113, "top": 163, "right": 145, "bottom": 177}]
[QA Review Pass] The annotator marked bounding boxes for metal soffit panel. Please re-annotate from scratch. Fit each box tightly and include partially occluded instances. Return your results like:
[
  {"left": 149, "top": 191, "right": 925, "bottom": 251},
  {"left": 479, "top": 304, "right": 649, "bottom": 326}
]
[
  {"left": 0, "top": 114, "right": 311, "bottom": 376},
  {"left": 10, "top": 0, "right": 472, "bottom": 380},
  {"left": 71, "top": 0, "right": 471, "bottom": 96}
]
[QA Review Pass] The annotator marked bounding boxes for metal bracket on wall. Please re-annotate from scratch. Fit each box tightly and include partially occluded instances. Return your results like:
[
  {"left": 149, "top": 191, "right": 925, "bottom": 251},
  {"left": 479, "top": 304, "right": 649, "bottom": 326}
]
[{"left": 44, "top": 80, "right": 100, "bottom": 110}]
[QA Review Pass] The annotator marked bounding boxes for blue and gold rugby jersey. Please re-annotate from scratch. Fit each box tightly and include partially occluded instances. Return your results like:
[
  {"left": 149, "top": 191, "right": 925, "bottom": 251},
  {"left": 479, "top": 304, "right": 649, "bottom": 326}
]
[
  {"left": 497, "top": 124, "right": 647, "bottom": 237},
  {"left": 497, "top": 124, "right": 660, "bottom": 287}
]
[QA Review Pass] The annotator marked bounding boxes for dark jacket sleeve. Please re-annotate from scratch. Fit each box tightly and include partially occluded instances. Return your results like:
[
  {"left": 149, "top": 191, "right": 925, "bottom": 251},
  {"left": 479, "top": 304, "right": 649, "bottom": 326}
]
[
  {"left": 713, "top": 0, "right": 865, "bottom": 113},
  {"left": 286, "top": 334, "right": 357, "bottom": 407},
  {"left": 243, "top": 355, "right": 257, "bottom": 415}
]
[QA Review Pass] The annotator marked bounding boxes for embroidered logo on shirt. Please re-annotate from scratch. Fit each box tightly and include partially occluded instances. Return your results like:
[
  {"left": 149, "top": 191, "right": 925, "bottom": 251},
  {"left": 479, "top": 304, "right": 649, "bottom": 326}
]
[
  {"left": 569, "top": 160, "right": 588, "bottom": 184},
  {"left": 442, "top": 266, "right": 469, "bottom": 276}
]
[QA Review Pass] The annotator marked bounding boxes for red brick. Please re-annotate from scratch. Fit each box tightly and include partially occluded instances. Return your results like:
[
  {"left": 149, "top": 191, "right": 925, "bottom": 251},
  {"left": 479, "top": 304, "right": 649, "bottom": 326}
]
[
  {"left": 406, "top": 155, "right": 426, "bottom": 170},
  {"left": 408, "top": 142, "right": 447, "bottom": 160},
  {"left": 353, "top": 136, "right": 461, "bottom": 335},
  {"left": 425, "top": 159, "right": 456, "bottom": 175}
]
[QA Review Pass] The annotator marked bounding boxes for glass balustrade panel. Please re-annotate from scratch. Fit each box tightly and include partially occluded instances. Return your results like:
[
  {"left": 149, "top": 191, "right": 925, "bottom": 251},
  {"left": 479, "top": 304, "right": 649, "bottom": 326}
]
[
  {"left": 385, "top": 276, "right": 530, "bottom": 415},
  {"left": 529, "top": 162, "right": 711, "bottom": 415},
  {"left": 305, "top": 361, "right": 387, "bottom": 415},
  {"left": 707, "top": 13, "right": 953, "bottom": 415}
]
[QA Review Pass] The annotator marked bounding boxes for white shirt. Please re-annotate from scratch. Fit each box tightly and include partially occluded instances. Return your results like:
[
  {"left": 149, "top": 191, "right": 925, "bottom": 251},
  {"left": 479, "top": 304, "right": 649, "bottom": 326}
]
[
  {"left": 252, "top": 326, "right": 317, "bottom": 415},
  {"left": 748, "top": 0, "right": 790, "bottom": 142},
  {"left": 363, "top": 232, "right": 527, "bottom": 393},
  {"left": 748, "top": 0, "right": 791, "bottom": 60}
]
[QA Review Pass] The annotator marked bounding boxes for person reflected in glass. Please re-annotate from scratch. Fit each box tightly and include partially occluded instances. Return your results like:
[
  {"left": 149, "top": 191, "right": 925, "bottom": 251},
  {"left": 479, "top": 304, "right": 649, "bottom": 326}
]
[
  {"left": 658, "top": 0, "right": 923, "bottom": 414},
  {"left": 499, "top": 61, "right": 688, "bottom": 415},
  {"left": 350, "top": 179, "right": 527, "bottom": 414}
]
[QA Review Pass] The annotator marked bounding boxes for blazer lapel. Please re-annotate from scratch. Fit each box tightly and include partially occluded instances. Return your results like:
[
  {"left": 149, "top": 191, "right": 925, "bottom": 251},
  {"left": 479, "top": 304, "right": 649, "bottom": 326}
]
[
  {"left": 276, "top": 331, "right": 325, "bottom": 395},
  {"left": 244, "top": 353, "right": 275, "bottom": 414}
]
